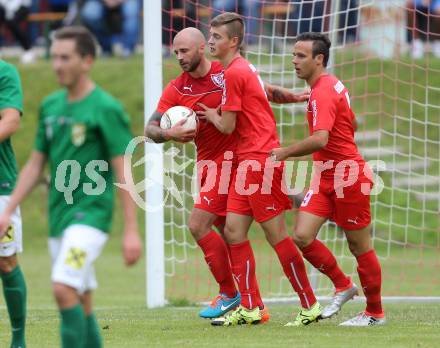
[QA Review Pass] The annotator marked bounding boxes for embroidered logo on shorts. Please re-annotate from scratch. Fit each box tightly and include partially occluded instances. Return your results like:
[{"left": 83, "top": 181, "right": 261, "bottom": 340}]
[
  {"left": 71, "top": 123, "right": 86, "bottom": 147},
  {"left": 203, "top": 196, "right": 213, "bottom": 206},
  {"left": 0, "top": 225, "right": 14, "bottom": 243},
  {"left": 265, "top": 204, "right": 277, "bottom": 211},
  {"left": 347, "top": 217, "right": 359, "bottom": 225},
  {"left": 65, "top": 247, "right": 87, "bottom": 270}
]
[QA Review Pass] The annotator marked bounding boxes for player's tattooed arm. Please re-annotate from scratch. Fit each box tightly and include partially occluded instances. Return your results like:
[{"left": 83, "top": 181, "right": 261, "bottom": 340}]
[
  {"left": 264, "top": 83, "right": 309, "bottom": 104},
  {"left": 144, "top": 111, "right": 168, "bottom": 143},
  {"left": 144, "top": 110, "right": 196, "bottom": 143}
]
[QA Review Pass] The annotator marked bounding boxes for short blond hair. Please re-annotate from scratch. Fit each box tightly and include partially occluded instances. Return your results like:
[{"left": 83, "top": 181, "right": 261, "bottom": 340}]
[{"left": 211, "top": 12, "right": 244, "bottom": 48}]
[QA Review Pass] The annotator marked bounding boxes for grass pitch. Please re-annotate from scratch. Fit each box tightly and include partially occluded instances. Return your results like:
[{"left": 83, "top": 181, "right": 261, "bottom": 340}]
[
  {"left": 1, "top": 294, "right": 440, "bottom": 347},
  {"left": 1, "top": 234, "right": 440, "bottom": 347}
]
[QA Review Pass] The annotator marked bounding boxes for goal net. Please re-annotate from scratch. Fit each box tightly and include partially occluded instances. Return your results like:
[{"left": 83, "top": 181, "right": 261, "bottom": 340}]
[{"left": 149, "top": 0, "right": 440, "bottom": 305}]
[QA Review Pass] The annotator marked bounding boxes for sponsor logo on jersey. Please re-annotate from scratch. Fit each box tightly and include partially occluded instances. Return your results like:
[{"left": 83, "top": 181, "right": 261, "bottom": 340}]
[
  {"left": 72, "top": 123, "right": 86, "bottom": 146},
  {"left": 210, "top": 72, "right": 224, "bottom": 88}
]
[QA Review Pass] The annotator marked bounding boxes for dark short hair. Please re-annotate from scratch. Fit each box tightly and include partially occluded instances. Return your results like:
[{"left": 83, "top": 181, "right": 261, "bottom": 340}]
[
  {"left": 53, "top": 26, "right": 97, "bottom": 58},
  {"left": 211, "top": 12, "right": 244, "bottom": 48},
  {"left": 295, "top": 32, "right": 331, "bottom": 67}
]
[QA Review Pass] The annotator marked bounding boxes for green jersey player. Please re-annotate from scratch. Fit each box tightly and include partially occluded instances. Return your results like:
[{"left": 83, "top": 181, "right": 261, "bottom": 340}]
[
  {"left": 0, "top": 27, "right": 142, "bottom": 348},
  {"left": 0, "top": 60, "right": 27, "bottom": 348}
]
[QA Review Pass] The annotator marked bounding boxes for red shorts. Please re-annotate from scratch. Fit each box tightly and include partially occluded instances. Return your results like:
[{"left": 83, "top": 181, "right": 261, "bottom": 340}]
[
  {"left": 227, "top": 158, "right": 292, "bottom": 223},
  {"left": 299, "top": 172, "right": 372, "bottom": 230},
  {"left": 193, "top": 157, "right": 235, "bottom": 217}
]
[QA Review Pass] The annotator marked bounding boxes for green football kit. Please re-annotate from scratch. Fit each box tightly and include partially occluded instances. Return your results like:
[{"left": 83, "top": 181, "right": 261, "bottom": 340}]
[{"left": 35, "top": 86, "right": 132, "bottom": 237}]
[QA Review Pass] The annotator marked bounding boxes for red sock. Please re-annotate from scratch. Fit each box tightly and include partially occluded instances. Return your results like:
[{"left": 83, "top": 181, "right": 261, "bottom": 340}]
[
  {"left": 356, "top": 249, "right": 384, "bottom": 317},
  {"left": 274, "top": 237, "right": 317, "bottom": 309},
  {"left": 254, "top": 280, "right": 264, "bottom": 309},
  {"left": 197, "top": 231, "right": 236, "bottom": 298},
  {"left": 228, "top": 240, "right": 258, "bottom": 309},
  {"left": 301, "top": 239, "right": 351, "bottom": 291},
  {"left": 226, "top": 243, "right": 264, "bottom": 308}
]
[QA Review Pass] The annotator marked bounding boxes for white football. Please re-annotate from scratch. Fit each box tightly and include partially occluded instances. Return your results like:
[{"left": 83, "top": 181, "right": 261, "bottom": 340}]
[{"left": 160, "top": 106, "right": 197, "bottom": 131}]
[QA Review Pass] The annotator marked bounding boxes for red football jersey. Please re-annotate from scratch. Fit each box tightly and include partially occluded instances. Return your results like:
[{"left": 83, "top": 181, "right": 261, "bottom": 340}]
[
  {"left": 307, "top": 74, "right": 364, "bottom": 165},
  {"left": 221, "top": 56, "right": 280, "bottom": 160},
  {"left": 157, "top": 61, "right": 237, "bottom": 161}
]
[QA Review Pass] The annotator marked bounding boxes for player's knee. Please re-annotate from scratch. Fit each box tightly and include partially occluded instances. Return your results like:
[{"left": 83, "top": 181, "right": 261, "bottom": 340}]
[
  {"left": 0, "top": 255, "right": 17, "bottom": 273},
  {"left": 347, "top": 239, "right": 367, "bottom": 257},
  {"left": 52, "top": 283, "right": 68, "bottom": 300},
  {"left": 348, "top": 244, "right": 361, "bottom": 257},
  {"left": 292, "top": 228, "right": 312, "bottom": 249},
  {"left": 52, "top": 283, "right": 79, "bottom": 308},
  {"left": 188, "top": 219, "right": 209, "bottom": 240},
  {"left": 223, "top": 224, "right": 238, "bottom": 244},
  {"left": 80, "top": 291, "right": 93, "bottom": 315},
  {"left": 292, "top": 235, "right": 309, "bottom": 249}
]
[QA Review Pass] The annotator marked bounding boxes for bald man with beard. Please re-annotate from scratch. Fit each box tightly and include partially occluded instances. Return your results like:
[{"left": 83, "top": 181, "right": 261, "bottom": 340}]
[{"left": 145, "top": 27, "right": 307, "bottom": 321}]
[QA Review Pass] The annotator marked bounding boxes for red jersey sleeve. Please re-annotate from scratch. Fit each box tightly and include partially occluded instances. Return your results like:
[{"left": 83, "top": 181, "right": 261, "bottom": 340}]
[
  {"left": 310, "top": 90, "right": 337, "bottom": 132},
  {"left": 221, "top": 67, "right": 243, "bottom": 112},
  {"left": 156, "top": 82, "right": 179, "bottom": 113}
]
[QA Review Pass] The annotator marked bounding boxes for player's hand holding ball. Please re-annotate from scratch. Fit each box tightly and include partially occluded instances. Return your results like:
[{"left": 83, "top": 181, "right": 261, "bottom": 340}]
[
  {"left": 196, "top": 102, "right": 221, "bottom": 124},
  {"left": 160, "top": 106, "right": 197, "bottom": 143},
  {"left": 269, "top": 147, "right": 289, "bottom": 162}
]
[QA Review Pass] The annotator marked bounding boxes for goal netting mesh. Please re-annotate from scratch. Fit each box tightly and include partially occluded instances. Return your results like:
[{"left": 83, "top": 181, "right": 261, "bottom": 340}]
[{"left": 159, "top": 0, "right": 440, "bottom": 303}]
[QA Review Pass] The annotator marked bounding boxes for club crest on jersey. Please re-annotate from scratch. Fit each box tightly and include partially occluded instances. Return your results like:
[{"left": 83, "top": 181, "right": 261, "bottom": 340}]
[
  {"left": 210, "top": 72, "right": 224, "bottom": 88},
  {"left": 72, "top": 123, "right": 86, "bottom": 146}
]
